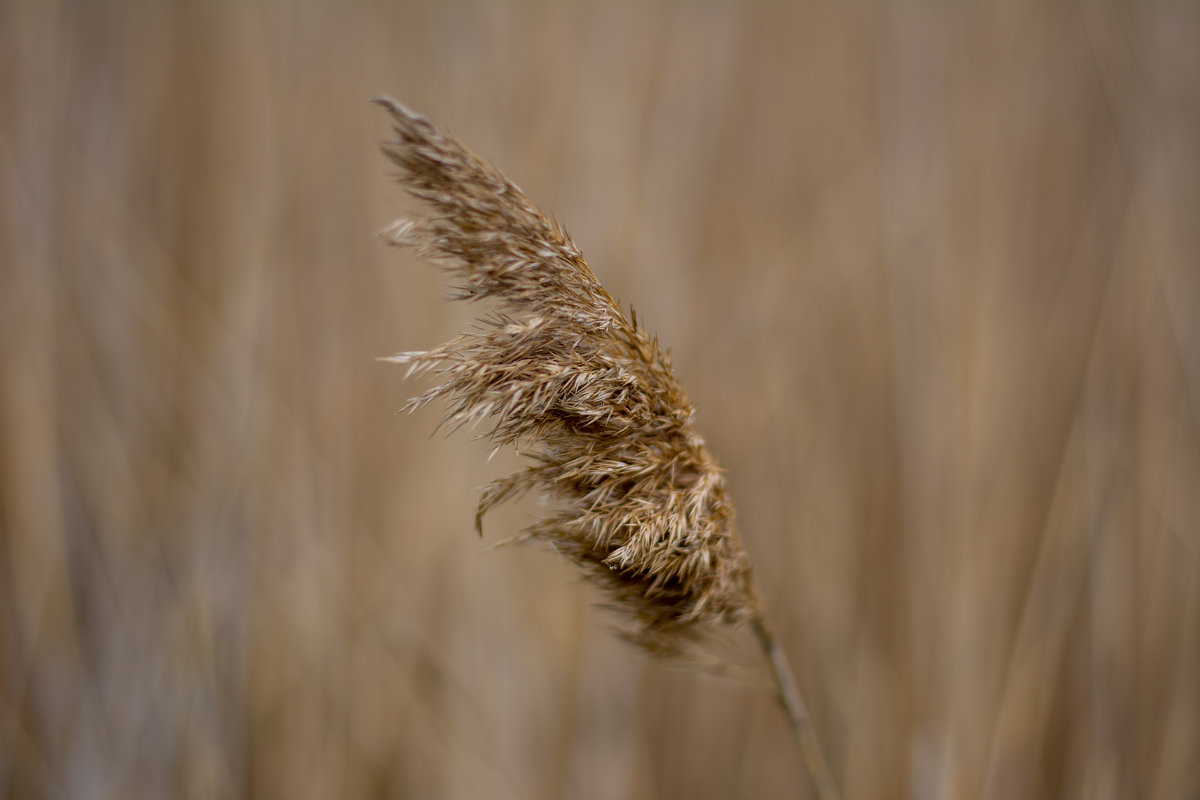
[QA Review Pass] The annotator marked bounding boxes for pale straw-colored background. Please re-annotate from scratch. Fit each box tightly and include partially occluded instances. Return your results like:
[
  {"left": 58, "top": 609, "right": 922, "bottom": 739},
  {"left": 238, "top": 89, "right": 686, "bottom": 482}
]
[{"left": 2, "top": 4, "right": 1197, "bottom": 799}]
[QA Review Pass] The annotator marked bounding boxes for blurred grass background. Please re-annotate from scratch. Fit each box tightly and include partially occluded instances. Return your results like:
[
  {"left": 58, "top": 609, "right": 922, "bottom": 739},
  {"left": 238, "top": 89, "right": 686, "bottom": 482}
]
[{"left": 2, "top": 2, "right": 1198, "bottom": 798}]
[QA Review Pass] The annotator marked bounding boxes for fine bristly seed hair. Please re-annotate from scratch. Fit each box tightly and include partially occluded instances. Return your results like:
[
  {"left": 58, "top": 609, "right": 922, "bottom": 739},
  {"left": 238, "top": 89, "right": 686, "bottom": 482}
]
[{"left": 375, "top": 97, "right": 760, "bottom": 653}]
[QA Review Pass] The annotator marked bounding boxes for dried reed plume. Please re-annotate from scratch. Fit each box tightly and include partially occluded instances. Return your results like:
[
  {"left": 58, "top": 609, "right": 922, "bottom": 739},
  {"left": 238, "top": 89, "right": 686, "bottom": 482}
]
[{"left": 375, "top": 97, "right": 838, "bottom": 800}]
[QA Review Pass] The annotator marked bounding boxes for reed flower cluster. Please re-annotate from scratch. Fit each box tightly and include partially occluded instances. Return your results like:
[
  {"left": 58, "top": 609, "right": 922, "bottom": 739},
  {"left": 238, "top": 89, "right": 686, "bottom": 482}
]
[{"left": 375, "top": 97, "right": 758, "bottom": 652}]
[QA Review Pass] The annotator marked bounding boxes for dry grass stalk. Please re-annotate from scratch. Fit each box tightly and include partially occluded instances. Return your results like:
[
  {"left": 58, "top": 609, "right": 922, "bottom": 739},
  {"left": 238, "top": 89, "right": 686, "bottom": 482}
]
[{"left": 374, "top": 97, "right": 838, "bottom": 799}]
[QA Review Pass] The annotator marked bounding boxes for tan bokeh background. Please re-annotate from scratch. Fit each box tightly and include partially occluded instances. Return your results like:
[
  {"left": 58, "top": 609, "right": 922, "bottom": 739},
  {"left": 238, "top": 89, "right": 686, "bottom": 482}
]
[{"left": 2, "top": 3, "right": 1198, "bottom": 798}]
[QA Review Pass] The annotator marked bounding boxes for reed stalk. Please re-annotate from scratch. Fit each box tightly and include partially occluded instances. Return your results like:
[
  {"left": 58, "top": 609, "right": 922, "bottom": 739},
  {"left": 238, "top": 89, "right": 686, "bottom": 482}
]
[{"left": 374, "top": 97, "right": 839, "bottom": 800}]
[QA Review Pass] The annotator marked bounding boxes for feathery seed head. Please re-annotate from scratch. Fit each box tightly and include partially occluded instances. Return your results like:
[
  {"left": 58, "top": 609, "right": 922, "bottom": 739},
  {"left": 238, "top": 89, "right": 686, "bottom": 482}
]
[{"left": 375, "top": 97, "right": 758, "bottom": 652}]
